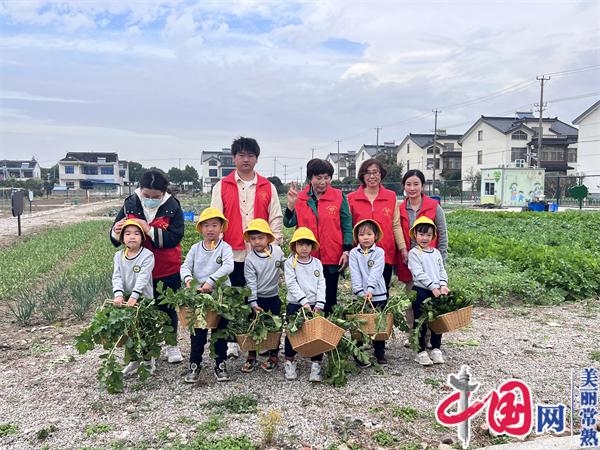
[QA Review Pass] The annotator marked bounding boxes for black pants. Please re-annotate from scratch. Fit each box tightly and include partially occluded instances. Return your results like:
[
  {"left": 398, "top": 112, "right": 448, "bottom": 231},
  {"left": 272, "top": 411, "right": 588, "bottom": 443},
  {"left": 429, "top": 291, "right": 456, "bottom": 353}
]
[
  {"left": 153, "top": 272, "right": 180, "bottom": 337},
  {"left": 284, "top": 303, "right": 323, "bottom": 362},
  {"left": 230, "top": 261, "right": 246, "bottom": 287},
  {"left": 323, "top": 265, "right": 340, "bottom": 314},
  {"left": 412, "top": 286, "right": 442, "bottom": 352},
  {"left": 355, "top": 300, "right": 387, "bottom": 359},
  {"left": 248, "top": 296, "right": 282, "bottom": 359},
  {"left": 189, "top": 317, "right": 228, "bottom": 366},
  {"left": 383, "top": 264, "right": 393, "bottom": 290}
]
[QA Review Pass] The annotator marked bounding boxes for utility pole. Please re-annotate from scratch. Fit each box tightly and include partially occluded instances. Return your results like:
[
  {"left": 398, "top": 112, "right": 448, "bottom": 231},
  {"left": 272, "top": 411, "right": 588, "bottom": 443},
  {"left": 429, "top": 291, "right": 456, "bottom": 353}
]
[
  {"left": 311, "top": 148, "right": 315, "bottom": 160},
  {"left": 273, "top": 156, "right": 277, "bottom": 177},
  {"left": 300, "top": 167, "right": 303, "bottom": 183},
  {"left": 374, "top": 127, "right": 382, "bottom": 156},
  {"left": 283, "top": 164, "right": 288, "bottom": 184},
  {"left": 178, "top": 158, "right": 181, "bottom": 170},
  {"left": 336, "top": 139, "right": 342, "bottom": 181},
  {"left": 534, "top": 75, "right": 550, "bottom": 168},
  {"left": 432, "top": 109, "right": 441, "bottom": 192}
]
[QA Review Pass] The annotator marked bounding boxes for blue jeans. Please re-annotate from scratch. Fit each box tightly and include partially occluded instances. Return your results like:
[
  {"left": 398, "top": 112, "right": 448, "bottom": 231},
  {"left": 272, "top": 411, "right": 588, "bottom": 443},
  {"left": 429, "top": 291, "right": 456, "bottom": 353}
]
[
  {"left": 412, "top": 286, "right": 442, "bottom": 352},
  {"left": 189, "top": 317, "right": 228, "bottom": 366}
]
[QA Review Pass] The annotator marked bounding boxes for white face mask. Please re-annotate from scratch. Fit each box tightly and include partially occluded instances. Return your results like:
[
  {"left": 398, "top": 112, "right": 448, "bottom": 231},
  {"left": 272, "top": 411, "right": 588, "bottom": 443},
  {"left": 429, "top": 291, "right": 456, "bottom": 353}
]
[{"left": 142, "top": 198, "right": 161, "bottom": 209}]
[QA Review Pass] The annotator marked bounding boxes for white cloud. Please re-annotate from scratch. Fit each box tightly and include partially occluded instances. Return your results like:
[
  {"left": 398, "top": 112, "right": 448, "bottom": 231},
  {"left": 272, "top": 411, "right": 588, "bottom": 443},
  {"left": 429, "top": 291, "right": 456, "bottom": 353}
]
[{"left": 0, "top": 90, "right": 89, "bottom": 103}]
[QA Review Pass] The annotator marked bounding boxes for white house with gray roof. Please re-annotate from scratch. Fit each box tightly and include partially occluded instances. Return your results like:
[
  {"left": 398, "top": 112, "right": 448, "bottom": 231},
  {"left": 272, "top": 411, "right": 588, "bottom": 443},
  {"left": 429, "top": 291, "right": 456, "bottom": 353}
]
[
  {"left": 325, "top": 151, "right": 356, "bottom": 180},
  {"left": 459, "top": 112, "right": 578, "bottom": 184},
  {"left": 58, "top": 152, "right": 128, "bottom": 193},
  {"left": 0, "top": 159, "right": 41, "bottom": 181},
  {"left": 396, "top": 132, "right": 462, "bottom": 182},
  {"left": 200, "top": 148, "right": 235, "bottom": 193},
  {"left": 353, "top": 142, "right": 399, "bottom": 178},
  {"left": 573, "top": 99, "right": 600, "bottom": 194}
]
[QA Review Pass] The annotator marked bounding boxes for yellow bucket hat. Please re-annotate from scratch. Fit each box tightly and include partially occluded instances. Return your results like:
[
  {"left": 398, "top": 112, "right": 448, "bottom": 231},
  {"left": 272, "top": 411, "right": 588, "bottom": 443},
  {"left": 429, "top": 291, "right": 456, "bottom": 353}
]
[
  {"left": 243, "top": 218, "right": 275, "bottom": 243},
  {"left": 289, "top": 227, "right": 319, "bottom": 252},
  {"left": 196, "top": 207, "right": 228, "bottom": 233},
  {"left": 409, "top": 216, "right": 437, "bottom": 240},
  {"left": 352, "top": 219, "right": 384, "bottom": 243},
  {"left": 119, "top": 219, "right": 146, "bottom": 242}
]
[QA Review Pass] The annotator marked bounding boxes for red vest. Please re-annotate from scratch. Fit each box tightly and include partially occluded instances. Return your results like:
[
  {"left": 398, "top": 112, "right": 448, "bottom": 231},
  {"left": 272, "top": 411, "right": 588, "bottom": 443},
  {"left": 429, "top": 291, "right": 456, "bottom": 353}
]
[
  {"left": 347, "top": 185, "right": 397, "bottom": 265},
  {"left": 295, "top": 186, "right": 343, "bottom": 265},
  {"left": 396, "top": 194, "right": 439, "bottom": 282},
  {"left": 221, "top": 171, "right": 272, "bottom": 250},
  {"left": 127, "top": 214, "right": 181, "bottom": 279}
]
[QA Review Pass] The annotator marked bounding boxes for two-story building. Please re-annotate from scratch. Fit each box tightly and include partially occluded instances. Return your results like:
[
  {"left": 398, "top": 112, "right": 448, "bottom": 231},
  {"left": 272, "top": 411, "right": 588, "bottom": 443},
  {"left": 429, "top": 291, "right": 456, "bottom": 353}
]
[
  {"left": 573, "top": 99, "right": 600, "bottom": 195},
  {"left": 325, "top": 151, "right": 356, "bottom": 181},
  {"left": 58, "top": 152, "right": 129, "bottom": 194},
  {"left": 200, "top": 148, "right": 236, "bottom": 193},
  {"left": 353, "top": 142, "right": 399, "bottom": 178},
  {"left": 396, "top": 132, "right": 462, "bottom": 181},
  {"left": 0, "top": 159, "right": 42, "bottom": 181},
  {"left": 459, "top": 112, "right": 578, "bottom": 186}
]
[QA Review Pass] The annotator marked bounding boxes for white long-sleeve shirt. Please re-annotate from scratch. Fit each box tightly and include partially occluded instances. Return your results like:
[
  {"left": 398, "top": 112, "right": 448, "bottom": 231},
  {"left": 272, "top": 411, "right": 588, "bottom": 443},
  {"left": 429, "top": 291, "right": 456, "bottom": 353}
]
[
  {"left": 349, "top": 244, "right": 387, "bottom": 302},
  {"left": 244, "top": 244, "right": 285, "bottom": 308},
  {"left": 180, "top": 239, "right": 234, "bottom": 287},
  {"left": 407, "top": 247, "right": 448, "bottom": 290},
  {"left": 112, "top": 247, "right": 154, "bottom": 300},
  {"left": 284, "top": 255, "right": 326, "bottom": 310}
]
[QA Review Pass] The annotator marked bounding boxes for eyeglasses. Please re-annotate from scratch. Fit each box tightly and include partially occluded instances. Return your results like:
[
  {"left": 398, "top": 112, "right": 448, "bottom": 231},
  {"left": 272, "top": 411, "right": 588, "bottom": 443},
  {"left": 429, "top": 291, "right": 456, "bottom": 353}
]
[{"left": 365, "top": 171, "right": 380, "bottom": 177}]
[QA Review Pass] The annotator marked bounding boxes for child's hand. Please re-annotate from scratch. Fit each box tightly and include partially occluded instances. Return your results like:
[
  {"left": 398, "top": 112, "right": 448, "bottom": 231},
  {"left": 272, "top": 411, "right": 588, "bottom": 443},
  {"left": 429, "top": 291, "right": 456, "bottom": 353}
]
[
  {"left": 440, "top": 286, "right": 450, "bottom": 295},
  {"left": 302, "top": 303, "right": 312, "bottom": 311},
  {"left": 313, "top": 307, "right": 323, "bottom": 314},
  {"left": 133, "top": 218, "right": 151, "bottom": 233},
  {"left": 113, "top": 218, "right": 127, "bottom": 236},
  {"left": 432, "top": 288, "right": 441, "bottom": 298},
  {"left": 253, "top": 306, "right": 264, "bottom": 313},
  {"left": 201, "top": 282, "right": 213, "bottom": 293},
  {"left": 126, "top": 298, "right": 138, "bottom": 307},
  {"left": 364, "top": 292, "right": 373, "bottom": 302},
  {"left": 287, "top": 181, "right": 298, "bottom": 210},
  {"left": 185, "top": 279, "right": 192, "bottom": 289},
  {"left": 113, "top": 296, "right": 124, "bottom": 307}
]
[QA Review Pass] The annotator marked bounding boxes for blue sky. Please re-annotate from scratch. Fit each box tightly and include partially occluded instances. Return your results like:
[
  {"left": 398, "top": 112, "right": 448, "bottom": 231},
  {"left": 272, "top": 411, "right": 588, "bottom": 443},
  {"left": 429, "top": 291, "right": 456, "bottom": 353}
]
[{"left": 0, "top": 0, "right": 599, "bottom": 180}]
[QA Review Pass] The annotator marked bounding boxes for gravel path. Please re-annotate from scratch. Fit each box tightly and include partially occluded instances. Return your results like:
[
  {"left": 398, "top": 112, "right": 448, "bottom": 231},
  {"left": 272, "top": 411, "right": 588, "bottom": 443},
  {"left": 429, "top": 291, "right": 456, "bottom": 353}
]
[{"left": 1, "top": 300, "right": 598, "bottom": 449}]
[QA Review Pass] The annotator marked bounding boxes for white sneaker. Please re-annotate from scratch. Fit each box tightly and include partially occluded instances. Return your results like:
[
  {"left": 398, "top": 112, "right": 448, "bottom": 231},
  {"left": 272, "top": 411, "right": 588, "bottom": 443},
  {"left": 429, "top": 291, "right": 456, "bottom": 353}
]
[
  {"left": 166, "top": 346, "right": 183, "bottom": 364},
  {"left": 227, "top": 342, "right": 240, "bottom": 359},
  {"left": 415, "top": 351, "right": 434, "bottom": 366},
  {"left": 403, "top": 338, "right": 410, "bottom": 348},
  {"left": 284, "top": 360, "right": 298, "bottom": 380},
  {"left": 430, "top": 348, "right": 445, "bottom": 364},
  {"left": 143, "top": 358, "right": 156, "bottom": 375},
  {"left": 122, "top": 361, "right": 139, "bottom": 377},
  {"left": 309, "top": 362, "right": 322, "bottom": 383}
]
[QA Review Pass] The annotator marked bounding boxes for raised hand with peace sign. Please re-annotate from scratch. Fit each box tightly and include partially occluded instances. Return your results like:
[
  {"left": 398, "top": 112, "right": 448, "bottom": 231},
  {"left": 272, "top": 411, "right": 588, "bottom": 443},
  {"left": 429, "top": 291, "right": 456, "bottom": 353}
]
[{"left": 287, "top": 181, "right": 299, "bottom": 211}]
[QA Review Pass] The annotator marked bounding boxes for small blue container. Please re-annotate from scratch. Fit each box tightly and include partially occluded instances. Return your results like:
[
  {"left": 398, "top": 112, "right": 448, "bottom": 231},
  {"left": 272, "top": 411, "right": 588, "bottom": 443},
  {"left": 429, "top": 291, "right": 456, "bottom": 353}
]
[
  {"left": 183, "top": 211, "right": 195, "bottom": 221},
  {"left": 528, "top": 202, "right": 545, "bottom": 212},
  {"left": 430, "top": 195, "right": 441, "bottom": 204},
  {"left": 548, "top": 203, "right": 558, "bottom": 212}
]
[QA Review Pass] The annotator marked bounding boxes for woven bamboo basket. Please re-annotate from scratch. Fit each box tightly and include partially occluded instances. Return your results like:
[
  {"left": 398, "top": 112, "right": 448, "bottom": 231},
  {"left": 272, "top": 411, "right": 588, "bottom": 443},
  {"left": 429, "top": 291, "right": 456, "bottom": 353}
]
[
  {"left": 236, "top": 332, "right": 282, "bottom": 352},
  {"left": 287, "top": 316, "right": 344, "bottom": 357},
  {"left": 428, "top": 305, "right": 473, "bottom": 334},
  {"left": 348, "top": 313, "right": 394, "bottom": 341},
  {"left": 177, "top": 306, "right": 220, "bottom": 329}
]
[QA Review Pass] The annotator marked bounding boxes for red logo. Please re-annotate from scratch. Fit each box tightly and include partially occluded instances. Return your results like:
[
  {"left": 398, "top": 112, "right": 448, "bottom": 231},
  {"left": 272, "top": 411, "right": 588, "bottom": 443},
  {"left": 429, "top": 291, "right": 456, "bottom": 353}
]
[{"left": 326, "top": 205, "right": 338, "bottom": 215}]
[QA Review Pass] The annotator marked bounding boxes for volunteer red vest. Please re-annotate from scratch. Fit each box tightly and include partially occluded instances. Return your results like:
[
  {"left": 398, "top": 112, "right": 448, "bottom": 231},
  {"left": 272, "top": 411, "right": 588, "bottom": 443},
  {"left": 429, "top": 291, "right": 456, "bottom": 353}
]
[
  {"left": 396, "top": 194, "right": 439, "bottom": 282},
  {"left": 126, "top": 213, "right": 181, "bottom": 279},
  {"left": 347, "top": 185, "right": 397, "bottom": 265},
  {"left": 295, "top": 186, "right": 343, "bottom": 265},
  {"left": 221, "top": 171, "right": 272, "bottom": 250}
]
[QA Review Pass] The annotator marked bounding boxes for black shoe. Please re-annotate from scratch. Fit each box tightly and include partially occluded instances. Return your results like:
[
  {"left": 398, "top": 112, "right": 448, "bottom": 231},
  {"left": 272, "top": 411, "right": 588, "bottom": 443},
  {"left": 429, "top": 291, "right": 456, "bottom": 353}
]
[
  {"left": 376, "top": 356, "right": 388, "bottom": 366},
  {"left": 185, "top": 363, "right": 201, "bottom": 383},
  {"left": 214, "top": 361, "right": 230, "bottom": 382},
  {"left": 353, "top": 355, "right": 372, "bottom": 369}
]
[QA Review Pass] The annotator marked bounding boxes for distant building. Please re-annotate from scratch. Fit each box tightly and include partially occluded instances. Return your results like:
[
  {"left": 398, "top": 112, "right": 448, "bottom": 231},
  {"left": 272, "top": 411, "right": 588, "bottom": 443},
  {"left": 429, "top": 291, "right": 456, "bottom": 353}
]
[
  {"left": 325, "top": 151, "right": 356, "bottom": 180},
  {"left": 200, "top": 148, "right": 236, "bottom": 193},
  {"left": 573, "top": 99, "right": 600, "bottom": 194},
  {"left": 58, "top": 152, "right": 129, "bottom": 194},
  {"left": 396, "top": 132, "right": 462, "bottom": 181},
  {"left": 0, "top": 159, "right": 41, "bottom": 181},
  {"left": 353, "top": 142, "right": 399, "bottom": 178}
]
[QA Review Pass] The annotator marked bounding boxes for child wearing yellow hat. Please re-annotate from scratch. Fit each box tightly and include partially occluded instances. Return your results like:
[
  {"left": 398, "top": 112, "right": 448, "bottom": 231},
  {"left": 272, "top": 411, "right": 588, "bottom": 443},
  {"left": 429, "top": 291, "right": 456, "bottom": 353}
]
[
  {"left": 407, "top": 216, "right": 449, "bottom": 367},
  {"left": 349, "top": 219, "right": 388, "bottom": 367},
  {"left": 180, "top": 207, "right": 235, "bottom": 383},
  {"left": 240, "top": 219, "right": 285, "bottom": 374},
  {"left": 113, "top": 219, "right": 156, "bottom": 377},
  {"left": 283, "top": 227, "right": 326, "bottom": 382}
]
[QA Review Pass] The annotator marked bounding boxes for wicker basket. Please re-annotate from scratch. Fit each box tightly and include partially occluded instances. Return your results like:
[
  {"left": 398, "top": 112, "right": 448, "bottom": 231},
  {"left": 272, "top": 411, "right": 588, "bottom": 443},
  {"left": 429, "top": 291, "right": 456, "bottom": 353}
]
[
  {"left": 100, "top": 334, "right": 128, "bottom": 348},
  {"left": 287, "top": 316, "right": 344, "bottom": 357},
  {"left": 177, "top": 306, "right": 220, "bottom": 329},
  {"left": 236, "top": 332, "right": 282, "bottom": 352},
  {"left": 348, "top": 313, "right": 394, "bottom": 341},
  {"left": 428, "top": 305, "right": 473, "bottom": 334}
]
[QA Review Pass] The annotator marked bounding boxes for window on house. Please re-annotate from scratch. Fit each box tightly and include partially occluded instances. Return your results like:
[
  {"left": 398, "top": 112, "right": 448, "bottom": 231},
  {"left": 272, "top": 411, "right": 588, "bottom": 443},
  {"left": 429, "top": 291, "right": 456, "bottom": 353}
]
[
  {"left": 209, "top": 160, "right": 218, "bottom": 166},
  {"left": 101, "top": 166, "right": 114, "bottom": 175},
  {"left": 531, "top": 127, "right": 541, "bottom": 136},
  {"left": 97, "top": 157, "right": 106, "bottom": 164},
  {"left": 512, "top": 131, "right": 528, "bottom": 140},
  {"left": 511, "top": 147, "right": 527, "bottom": 162},
  {"left": 66, "top": 182, "right": 75, "bottom": 188},
  {"left": 339, "top": 160, "right": 346, "bottom": 168},
  {"left": 426, "top": 158, "right": 440, "bottom": 170},
  {"left": 407, "top": 144, "right": 410, "bottom": 154},
  {"left": 478, "top": 130, "right": 483, "bottom": 141},
  {"left": 427, "top": 147, "right": 441, "bottom": 155},
  {"left": 484, "top": 182, "right": 495, "bottom": 195},
  {"left": 477, "top": 151, "right": 483, "bottom": 165},
  {"left": 119, "top": 170, "right": 126, "bottom": 177},
  {"left": 65, "top": 165, "right": 74, "bottom": 174},
  {"left": 21, "top": 162, "right": 29, "bottom": 168},
  {"left": 568, "top": 148, "right": 577, "bottom": 163},
  {"left": 221, "top": 157, "right": 233, "bottom": 165},
  {"left": 221, "top": 168, "right": 234, "bottom": 177},
  {"left": 83, "top": 166, "right": 98, "bottom": 175},
  {"left": 23, "top": 171, "right": 33, "bottom": 178},
  {"left": 340, "top": 169, "right": 347, "bottom": 178},
  {"left": 444, "top": 143, "right": 454, "bottom": 151},
  {"left": 406, "top": 160, "right": 410, "bottom": 171},
  {"left": 541, "top": 150, "right": 564, "bottom": 161},
  {"left": 209, "top": 169, "right": 218, "bottom": 177},
  {"left": 446, "top": 158, "right": 461, "bottom": 169}
]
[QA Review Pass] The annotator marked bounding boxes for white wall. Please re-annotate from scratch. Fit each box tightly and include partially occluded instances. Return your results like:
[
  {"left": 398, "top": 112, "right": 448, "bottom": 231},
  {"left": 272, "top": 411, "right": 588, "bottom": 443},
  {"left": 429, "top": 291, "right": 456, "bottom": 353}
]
[
  {"left": 576, "top": 107, "right": 600, "bottom": 193},
  {"left": 461, "top": 122, "right": 509, "bottom": 182}
]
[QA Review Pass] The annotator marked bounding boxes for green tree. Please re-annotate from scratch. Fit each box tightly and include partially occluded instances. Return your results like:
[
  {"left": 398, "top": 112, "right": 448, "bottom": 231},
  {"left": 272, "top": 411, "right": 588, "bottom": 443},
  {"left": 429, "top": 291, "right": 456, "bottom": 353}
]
[
  {"left": 167, "top": 167, "right": 184, "bottom": 188},
  {"left": 182, "top": 165, "right": 199, "bottom": 188},
  {"left": 267, "top": 176, "right": 285, "bottom": 195},
  {"left": 128, "top": 161, "right": 145, "bottom": 184},
  {"left": 375, "top": 152, "right": 404, "bottom": 193}
]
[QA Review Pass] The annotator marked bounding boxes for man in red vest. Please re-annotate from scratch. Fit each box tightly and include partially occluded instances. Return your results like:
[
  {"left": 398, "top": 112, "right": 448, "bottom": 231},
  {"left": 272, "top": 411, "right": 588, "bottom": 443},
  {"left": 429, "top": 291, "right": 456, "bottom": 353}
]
[{"left": 211, "top": 137, "right": 283, "bottom": 357}]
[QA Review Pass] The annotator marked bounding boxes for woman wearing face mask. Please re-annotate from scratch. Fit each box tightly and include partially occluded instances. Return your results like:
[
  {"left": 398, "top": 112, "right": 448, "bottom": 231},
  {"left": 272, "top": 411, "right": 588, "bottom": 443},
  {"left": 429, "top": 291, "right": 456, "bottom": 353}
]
[
  {"left": 284, "top": 158, "right": 354, "bottom": 314},
  {"left": 110, "top": 169, "right": 185, "bottom": 365}
]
